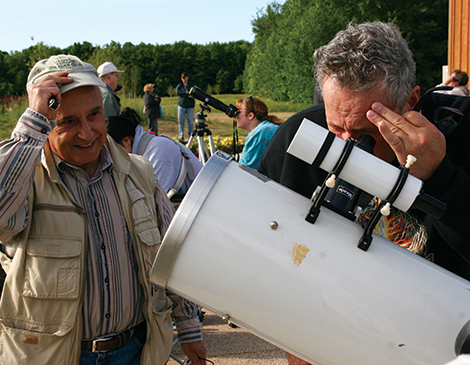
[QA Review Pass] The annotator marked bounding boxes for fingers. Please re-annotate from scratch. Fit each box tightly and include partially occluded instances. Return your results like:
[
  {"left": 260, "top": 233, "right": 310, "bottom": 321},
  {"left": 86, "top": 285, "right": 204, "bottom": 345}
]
[
  {"left": 181, "top": 341, "right": 208, "bottom": 365},
  {"left": 185, "top": 352, "right": 205, "bottom": 365},
  {"left": 366, "top": 101, "right": 446, "bottom": 180},
  {"left": 366, "top": 104, "right": 408, "bottom": 159},
  {"left": 27, "top": 72, "right": 73, "bottom": 119},
  {"left": 368, "top": 102, "right": 423, "bottom": 130}
]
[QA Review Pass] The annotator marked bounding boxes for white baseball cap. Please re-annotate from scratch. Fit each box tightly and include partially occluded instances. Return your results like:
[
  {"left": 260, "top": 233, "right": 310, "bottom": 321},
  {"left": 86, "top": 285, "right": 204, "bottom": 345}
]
[
  {"left": 27, "top": 54, "right": 106, "bottom": 94},
  {"left": 97, "top": 62, "right": 124, "bottom": 77}
]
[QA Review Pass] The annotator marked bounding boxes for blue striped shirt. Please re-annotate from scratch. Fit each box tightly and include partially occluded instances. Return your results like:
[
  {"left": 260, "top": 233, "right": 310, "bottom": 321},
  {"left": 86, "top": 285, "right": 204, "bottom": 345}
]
[{"left": 55, "top": 150, "right": 145, "bottom": 338}]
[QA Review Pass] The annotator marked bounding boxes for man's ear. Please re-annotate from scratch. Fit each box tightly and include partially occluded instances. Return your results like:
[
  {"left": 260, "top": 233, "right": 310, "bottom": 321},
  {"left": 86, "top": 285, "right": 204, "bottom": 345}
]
[
  {"left": 120, "top": 136, "right": 133, "bottom": 153},
  {"left": 404, "top": 85, "right": 421, "bottom": 111}
]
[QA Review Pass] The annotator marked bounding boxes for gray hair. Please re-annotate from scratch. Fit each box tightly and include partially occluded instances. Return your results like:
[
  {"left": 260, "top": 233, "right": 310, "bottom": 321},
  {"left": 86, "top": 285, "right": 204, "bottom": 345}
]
[{"left": 313, "top": 22, "right": 416, "bottom": 111}]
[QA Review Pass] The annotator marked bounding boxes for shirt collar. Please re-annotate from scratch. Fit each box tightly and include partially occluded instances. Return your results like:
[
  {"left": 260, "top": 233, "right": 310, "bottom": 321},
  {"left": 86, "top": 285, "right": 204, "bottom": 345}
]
[{"left": 54, "top": 146, "right": 113, "bottom": 179}]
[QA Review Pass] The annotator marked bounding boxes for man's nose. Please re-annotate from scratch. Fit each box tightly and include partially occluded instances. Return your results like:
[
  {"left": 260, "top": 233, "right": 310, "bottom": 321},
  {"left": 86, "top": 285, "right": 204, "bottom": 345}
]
[{"left": 77, "top": 120, "right": 94, "bottom": 140}]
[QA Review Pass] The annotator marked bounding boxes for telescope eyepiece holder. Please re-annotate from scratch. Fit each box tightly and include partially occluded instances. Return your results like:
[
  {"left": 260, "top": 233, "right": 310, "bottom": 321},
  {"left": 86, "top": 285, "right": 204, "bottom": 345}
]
[
  {"left": 306, "top": 136, "right": 356, "bottom": 224},
  {"left": 305, "top": 132, "right": 446, "bottom": 251}
]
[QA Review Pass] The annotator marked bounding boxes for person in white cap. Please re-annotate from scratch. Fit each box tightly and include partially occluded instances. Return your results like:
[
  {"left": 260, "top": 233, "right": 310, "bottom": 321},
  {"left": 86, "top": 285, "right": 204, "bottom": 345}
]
[
  {"left": 0, "top": 54, "right": 207, "bottom": 365},
  {"left": 97, "top": 61, "right": 124, "bottom": 118}
]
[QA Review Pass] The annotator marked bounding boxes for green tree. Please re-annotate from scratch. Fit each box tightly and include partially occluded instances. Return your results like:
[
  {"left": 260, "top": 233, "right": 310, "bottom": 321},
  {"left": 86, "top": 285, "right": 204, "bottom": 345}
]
[
  {"left": 247, "top": 0, "right": 449, "bottom": 103},
  {"left": 0, "top": 51, "right": 16, "bottom": 97},
  {"left": 1, "top": 51, "right": 32, "bottom": 97},
  {"left": 63, "top": 42, "right": 96, "bottom": 62},
  {"left": 0, "top": 39, "right": 250, "bottom": 99},
  {"left": 87, "top": 41, "right": 123, "bottom": 72}
]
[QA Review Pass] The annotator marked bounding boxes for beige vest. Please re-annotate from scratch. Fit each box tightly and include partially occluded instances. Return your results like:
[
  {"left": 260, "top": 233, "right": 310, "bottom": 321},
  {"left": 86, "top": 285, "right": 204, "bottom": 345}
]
[{"left": 0, "top": 138, "right": 173, "bottom": 365}]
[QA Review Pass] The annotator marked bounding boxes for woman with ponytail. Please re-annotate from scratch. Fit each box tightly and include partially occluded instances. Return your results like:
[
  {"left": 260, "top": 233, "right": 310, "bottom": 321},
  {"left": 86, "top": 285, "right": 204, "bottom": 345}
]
[{"left": 236, "top": 96, "right": 283, "bottom": 169}]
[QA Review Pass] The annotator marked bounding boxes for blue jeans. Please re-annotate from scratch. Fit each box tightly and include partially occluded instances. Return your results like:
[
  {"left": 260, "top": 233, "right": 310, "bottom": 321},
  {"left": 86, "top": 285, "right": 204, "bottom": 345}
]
[
  {"left": 80, "top": 335, "right": 144, "bottom": 365},
  {"left": 178, "top": 106, "right": 194, "bottom": 140}
]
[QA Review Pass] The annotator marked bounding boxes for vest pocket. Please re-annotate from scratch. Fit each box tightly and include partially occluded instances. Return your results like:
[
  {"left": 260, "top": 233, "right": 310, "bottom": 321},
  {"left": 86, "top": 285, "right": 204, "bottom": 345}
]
[
  {"left": 23, "top": 236, "right": 81, "bottom": 299},
  {"left": 0, "top": 319, "right": 74, "bottom": 364},
  {"left": 147, "top": 289, "right": 173, "bottom": 364},
  {"left": 128, "top": 188, "right": 161, "bottom": 272}
]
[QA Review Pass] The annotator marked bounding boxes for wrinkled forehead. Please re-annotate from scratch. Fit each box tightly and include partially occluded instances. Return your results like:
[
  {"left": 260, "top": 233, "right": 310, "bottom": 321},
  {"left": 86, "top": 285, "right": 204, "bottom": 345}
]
[{"left": 55, "top": 86, "right": 103, "bottom": 116}]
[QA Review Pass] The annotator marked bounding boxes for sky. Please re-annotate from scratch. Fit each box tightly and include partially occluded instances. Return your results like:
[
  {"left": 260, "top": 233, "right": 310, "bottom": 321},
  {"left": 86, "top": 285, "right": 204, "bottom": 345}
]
[{"left": 1, "top": 0, "right": 285, "bottom": 53}]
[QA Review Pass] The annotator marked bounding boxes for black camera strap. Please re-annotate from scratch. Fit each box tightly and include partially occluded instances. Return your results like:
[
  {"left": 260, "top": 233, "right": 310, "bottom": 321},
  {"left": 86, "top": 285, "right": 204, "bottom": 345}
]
[{"left": 306, "top": 137, "right": 356, "bottom": 224}]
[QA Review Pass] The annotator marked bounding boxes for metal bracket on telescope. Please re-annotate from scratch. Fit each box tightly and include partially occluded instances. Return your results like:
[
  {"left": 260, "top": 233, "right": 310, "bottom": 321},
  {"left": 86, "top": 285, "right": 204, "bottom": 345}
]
[
  {"left": 357, "top": 156, "right": 416, "bottom": 251},
  {"left": 306, "top": 137, "right": 356, "bottom": 224}
]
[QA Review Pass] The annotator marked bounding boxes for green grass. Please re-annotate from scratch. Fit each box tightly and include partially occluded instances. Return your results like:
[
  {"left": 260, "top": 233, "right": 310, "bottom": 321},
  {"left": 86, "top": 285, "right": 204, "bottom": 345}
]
[
  {"left": 0, "top": 96, "right": 28, "bottom": 141},
  {"left": 0, "top": 94, "right": 310, "bottom": 141},
  {"left": 121, "top": 94, "right": 310, "bottom": 120}
]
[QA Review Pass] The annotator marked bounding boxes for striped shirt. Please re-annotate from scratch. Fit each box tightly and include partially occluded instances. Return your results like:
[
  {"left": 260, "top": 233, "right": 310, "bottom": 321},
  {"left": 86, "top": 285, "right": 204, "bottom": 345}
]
[
  {"left": 54, "top": 150, "right": 145, "bottom": 339},
  {"left": 0, "top": 108, "right": 202, "bottom": 343}
]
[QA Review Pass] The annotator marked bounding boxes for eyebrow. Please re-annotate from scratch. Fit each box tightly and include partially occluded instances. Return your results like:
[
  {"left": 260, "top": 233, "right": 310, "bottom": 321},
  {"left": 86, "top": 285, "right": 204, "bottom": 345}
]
[
  {"left": 328, "top": 122, "right": 376, "bottom": 133},
  {"left": 57, "top": 106, "right": 102, "bottom": 124},
  {"left": 328, "top": 124, "right": 379, "bottom": 139}
]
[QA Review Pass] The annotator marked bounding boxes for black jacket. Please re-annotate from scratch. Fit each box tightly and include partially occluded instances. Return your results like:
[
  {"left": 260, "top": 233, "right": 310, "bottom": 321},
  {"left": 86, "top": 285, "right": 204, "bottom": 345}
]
[{"left": 144, "top": 92, "right": 161, "bottom": 119}]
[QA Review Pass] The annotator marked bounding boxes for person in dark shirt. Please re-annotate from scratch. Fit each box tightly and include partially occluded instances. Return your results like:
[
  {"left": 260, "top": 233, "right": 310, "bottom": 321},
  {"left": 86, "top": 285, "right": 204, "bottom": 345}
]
[
  {"left": 176, "top": 72, "right": 195, "bottom": 142},
  {"left": 258, "top": 22, "right": 470, "bottom": 364},
  {"left": 143, "top": 83, "right": 162, "bottom": 134}
]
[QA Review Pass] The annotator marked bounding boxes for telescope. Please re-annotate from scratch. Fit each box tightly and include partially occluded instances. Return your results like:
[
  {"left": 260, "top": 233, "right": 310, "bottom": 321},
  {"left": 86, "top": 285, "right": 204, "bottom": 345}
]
[
  {"left": 189, "top": 85, "right": 239, "bottom": 118},
  {"left": 150, "top": 118, "right": 468, "bottom": 365},
  {"left": 151, "top": 149, "right": 470, "bottom": 364}
]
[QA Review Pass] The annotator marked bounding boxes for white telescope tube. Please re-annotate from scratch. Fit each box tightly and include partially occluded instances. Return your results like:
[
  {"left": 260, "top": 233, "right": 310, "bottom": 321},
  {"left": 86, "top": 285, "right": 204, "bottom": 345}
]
[
  {"left": 151, "top": 152, "right": 470, "bottom": 365},
  {"left": 287, "top": 118, "right": 423, "bottom": 212}
]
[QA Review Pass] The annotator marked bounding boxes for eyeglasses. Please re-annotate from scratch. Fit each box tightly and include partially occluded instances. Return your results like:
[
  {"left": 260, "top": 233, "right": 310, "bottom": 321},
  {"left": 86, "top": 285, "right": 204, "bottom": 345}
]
[{"left": 248, "top": 96, "right": 255, "bottom": 113}]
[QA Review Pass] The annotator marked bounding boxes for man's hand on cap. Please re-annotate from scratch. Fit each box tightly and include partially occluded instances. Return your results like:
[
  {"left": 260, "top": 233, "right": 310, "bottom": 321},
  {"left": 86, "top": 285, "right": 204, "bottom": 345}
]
[{"left": 27, "top": 72, "right": 73, "bottom": 120}]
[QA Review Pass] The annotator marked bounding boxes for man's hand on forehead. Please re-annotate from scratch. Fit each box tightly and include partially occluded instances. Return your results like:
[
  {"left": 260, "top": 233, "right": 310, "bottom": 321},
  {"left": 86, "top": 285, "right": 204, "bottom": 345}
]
[
  {"left": 367, "top": 102, "right": 446, "bottom": 180},
  {"left": 27, "top": 72, "right": 73, "bottom": 120}
]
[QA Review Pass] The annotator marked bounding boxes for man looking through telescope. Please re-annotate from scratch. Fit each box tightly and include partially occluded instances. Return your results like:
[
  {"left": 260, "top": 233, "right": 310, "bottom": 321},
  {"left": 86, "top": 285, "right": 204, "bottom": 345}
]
[{"left": 258, "top": 22, "right": 470, "bottom": 365}]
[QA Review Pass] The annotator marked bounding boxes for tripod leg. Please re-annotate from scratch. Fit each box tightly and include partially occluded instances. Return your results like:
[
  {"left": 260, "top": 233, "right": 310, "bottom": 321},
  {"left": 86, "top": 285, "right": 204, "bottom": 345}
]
[
  {"left": 202, "top": 142, "right": 210, "bottom": 160},
  {"left": 197, "top": 135, "right": 208, "bottom": 164},
  {"left": 186, "top": 134, "right": 194, "bottom": 149},
  {"left": 208, "top": 134, "right": 216, "bottom": 155}
]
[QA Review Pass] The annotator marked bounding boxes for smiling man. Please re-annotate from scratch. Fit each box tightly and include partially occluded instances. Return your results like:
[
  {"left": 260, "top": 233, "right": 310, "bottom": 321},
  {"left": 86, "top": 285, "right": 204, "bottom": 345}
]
[
  {"left": 0, "top": 55, "right": 206, "bottom": 365},
  {"left": 49, "top": 86, "right": 107, "bottom": 176}
]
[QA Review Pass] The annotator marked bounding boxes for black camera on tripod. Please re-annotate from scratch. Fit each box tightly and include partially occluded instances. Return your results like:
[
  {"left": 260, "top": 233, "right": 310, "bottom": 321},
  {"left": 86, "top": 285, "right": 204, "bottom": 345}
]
[{"left": 189, "top": 86, "right": 239, "bottom": 118}]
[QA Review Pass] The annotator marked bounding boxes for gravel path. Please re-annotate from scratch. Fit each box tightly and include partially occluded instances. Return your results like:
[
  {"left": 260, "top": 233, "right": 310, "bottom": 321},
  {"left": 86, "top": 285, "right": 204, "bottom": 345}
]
[{"left": 168, "top": 311, "right": 288, "bottom": 365}]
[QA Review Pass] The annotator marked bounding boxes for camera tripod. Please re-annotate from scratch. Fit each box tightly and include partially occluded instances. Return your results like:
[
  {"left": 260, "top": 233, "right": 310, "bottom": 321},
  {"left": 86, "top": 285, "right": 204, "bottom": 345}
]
[{"left": 186, "top": 103, "right": 216, "bottom": 164}]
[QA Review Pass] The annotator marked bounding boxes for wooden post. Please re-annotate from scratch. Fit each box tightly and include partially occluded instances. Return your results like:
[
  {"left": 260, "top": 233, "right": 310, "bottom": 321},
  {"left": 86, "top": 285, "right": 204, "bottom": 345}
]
[{"left": 448, "top": 0, "right": 470, "bottom": 73}]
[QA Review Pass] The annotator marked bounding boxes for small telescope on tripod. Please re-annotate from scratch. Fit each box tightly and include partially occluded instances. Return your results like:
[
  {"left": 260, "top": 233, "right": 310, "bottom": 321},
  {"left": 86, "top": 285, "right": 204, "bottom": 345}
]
[
  {"left": 187, "top": 86, "right": 239, "bottom": 164},
  {"left": 189, "top": 86, "right": 239, "bottom": 118}
]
